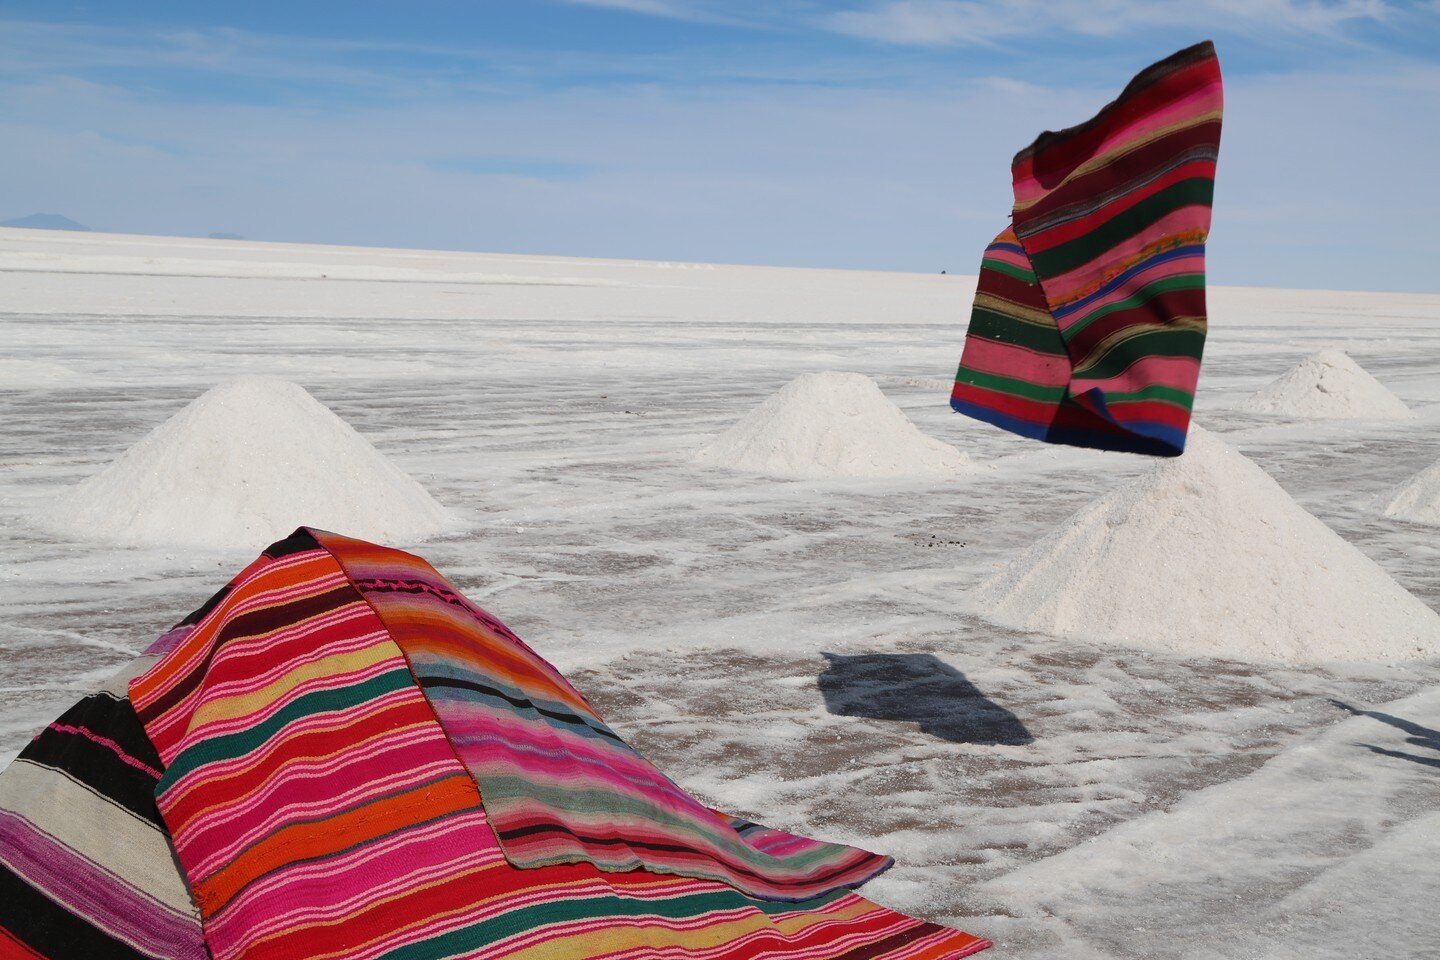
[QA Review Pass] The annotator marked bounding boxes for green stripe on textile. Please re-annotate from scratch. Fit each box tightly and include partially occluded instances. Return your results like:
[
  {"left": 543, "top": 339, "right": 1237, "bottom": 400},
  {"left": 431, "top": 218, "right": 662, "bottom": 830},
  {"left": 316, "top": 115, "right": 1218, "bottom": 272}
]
[
  {"left": 954, "top": 369, "right": 1067, "bottom": 403},
  {"left": 1094, "top": 388, "right": 1198, "bottom": 411},
  {"left": 980, "top": 258, "right": 1038, "bottom": 283},
  {"left": 1028, "top": 178, "right": 1214, "bottom": 277},
  {"left": 376, "top": 888, "right": 851, "bottom": 960},
  {"left": 1087, "top": 383, "right": 1197, "bottom": 409},
  {"left": 158, "top": 668, "right": 416, "bottom": 786},
  {"left": 1063, "top": 274, "right": 1206, "bottom": 337},
  {"left": 966, "top": 310, "right": 1068, "bottom": 355},
  {"left": 482, "top": 778, "right": 840, "bottom": 869},
  {"left": 1071, "top": 328, "right": 1205, "bottom": 379}
]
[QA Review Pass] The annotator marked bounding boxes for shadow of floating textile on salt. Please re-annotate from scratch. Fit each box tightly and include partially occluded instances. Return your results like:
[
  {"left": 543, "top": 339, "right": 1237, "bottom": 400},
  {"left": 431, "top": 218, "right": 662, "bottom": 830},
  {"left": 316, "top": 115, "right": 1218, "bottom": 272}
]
[
  {"left": 1332, "top": 699, "right": 1440, "bottom": 770},
  {"left": 818, "top": 652, "right": 1033, "bottom": 745},
  {"left": 1362, "top": 746, "right": 1440, "bottom": 769}
]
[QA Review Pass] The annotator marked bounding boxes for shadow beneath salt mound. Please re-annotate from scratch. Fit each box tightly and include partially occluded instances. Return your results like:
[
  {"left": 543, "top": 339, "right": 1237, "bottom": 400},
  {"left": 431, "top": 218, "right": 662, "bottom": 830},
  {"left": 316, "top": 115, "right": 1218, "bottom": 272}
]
[
  {"left": 1332, "top": 699, "right": 1440, "bottom": 770},
  {"left": 818, "top": 652, "right": 1033, "bottom": 745}
]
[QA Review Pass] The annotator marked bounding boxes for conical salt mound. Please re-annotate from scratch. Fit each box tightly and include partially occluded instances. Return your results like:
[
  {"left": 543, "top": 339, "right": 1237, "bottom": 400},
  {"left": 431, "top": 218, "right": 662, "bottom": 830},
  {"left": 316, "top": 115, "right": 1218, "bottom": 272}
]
[
  {"left": 972, "top": 430, "right": 1440, "bottom": 663},
  {"left": 1382, "top": 459, "right": 1440, "bottom": 527},
  {"left": 1240, "top": 349, "right": 1413, "bottom": 419},
  {"left": 695, "top": 371, "right": 977, "bottom": 479},
  {"left": 42, "top": 377, "right": 452, "bottom": 548}
]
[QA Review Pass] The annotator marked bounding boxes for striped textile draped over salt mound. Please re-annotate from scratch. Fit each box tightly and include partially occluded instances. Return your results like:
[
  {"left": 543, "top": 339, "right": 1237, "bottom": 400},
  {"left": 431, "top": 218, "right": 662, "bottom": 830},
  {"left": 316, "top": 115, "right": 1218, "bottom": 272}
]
[
  {"left": 0, "top": 668, "right": 208, "bottom": 960},
  {"left": 311, "top": 529, "right": 893, "bottom": 900},
  {"left": 951, "top": 41, "right": 1223, "bottom": 457},
  {"left": 124, "top": 528, "right": 989, "bottom": 960}
]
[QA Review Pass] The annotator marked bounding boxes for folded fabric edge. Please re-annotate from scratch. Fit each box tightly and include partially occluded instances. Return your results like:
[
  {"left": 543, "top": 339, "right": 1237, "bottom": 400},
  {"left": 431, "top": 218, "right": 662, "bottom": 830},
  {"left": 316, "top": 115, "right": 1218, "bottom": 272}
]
[
  {"left": 296, "top": 526, "right": 900, "bottom": 902},
  {"left": 950, "top": 395, "right": 1186, "bottom": 456},
  {"left": 1012, "top": 40, "right": 1217, "bottom": 170}
]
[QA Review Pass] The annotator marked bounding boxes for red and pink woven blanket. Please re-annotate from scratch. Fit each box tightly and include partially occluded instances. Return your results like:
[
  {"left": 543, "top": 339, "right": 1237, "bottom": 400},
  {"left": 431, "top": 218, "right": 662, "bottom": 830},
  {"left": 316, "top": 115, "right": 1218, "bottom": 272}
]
[
  {"left": 1, "top": 528, "right": 989, "bottom": 960},
  {"left": 951, "top": 42, "right": 1223, "bottom": 456}
]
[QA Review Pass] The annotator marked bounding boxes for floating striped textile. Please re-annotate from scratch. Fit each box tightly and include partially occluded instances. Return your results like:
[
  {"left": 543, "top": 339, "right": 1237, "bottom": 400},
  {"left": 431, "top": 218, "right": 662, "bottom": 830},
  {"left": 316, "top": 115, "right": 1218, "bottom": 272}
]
[
  {"left": 0, "top": 666, "right": 209, "bottom": 960},
  {"left": 311, "top": 529, "right": 894, "bottom": 900},
  {"left": 112, "top": 528, "right": 988, "bottom": 960},
  {"left": 951, "top": 41, "right": 1223, "bottom": 456}
]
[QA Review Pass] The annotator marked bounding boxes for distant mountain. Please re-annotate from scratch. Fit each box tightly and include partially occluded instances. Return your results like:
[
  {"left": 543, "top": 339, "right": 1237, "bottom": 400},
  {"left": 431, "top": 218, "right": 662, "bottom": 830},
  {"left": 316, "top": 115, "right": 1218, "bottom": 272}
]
[
  {"left": 1, "top": 213, "right": 91, "bottom": 231},
  {"left": 208, "top": 232, "right": 244, "bottom": 240}
]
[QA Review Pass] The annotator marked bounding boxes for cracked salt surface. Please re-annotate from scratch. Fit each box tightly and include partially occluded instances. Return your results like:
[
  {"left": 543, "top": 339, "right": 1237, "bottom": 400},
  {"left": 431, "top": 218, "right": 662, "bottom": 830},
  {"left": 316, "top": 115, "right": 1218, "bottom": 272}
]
[{"left": 2, "top": 229, "right": 1439, "bottom": 956}]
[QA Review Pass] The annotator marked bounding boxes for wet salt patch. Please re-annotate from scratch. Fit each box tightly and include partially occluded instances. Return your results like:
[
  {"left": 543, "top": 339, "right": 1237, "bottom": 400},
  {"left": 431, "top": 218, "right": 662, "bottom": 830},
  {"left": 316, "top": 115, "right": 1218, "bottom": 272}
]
[
  {"left": 0, "top": 359, "right": 90, "bottom": 390},
  {"left": 3, "top": 234, "right": 1440, "bottom": 958},
  {"left": 983, "top": 685, "right": 1440, "bottom": 959},
  {"left": 573, "top": 638, "right": 1440, "bottom": 957},
  {"left": 880, "top": 375, "right": 956, "bottom": 392}
]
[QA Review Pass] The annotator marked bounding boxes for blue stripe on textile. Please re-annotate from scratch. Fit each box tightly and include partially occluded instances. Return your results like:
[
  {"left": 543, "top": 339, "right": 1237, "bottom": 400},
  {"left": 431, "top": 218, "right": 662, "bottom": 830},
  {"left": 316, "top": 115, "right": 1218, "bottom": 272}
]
[{"left": 1050, "top": 244, "right": 1204, "bottom": 321}]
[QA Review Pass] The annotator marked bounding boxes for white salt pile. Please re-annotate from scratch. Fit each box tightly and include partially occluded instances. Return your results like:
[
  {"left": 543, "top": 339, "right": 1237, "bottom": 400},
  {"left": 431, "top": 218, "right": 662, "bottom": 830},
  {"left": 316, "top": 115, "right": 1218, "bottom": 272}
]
[
  {"left": 1241, "top": 348, "right": 1413, "bottom": 419},
  {"left": 1381, "top": 459, "right": 1440, "bottom": 527},
  {"left": 693, "top": 371, "right": 977, "bottom": 479},
  {"left": 972, "top": 429, "right": 1440, "bottom": 663},
  {"left": 43, "top": 376, "right": 452, "bottom": 549}
]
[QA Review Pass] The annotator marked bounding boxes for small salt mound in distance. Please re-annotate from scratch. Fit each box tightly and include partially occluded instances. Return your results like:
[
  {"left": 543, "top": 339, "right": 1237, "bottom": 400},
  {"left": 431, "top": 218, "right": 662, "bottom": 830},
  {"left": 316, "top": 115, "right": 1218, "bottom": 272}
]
[
  {"left": 44, "top": 376, "right": 453, "bottom": 549},
  {"left": 694, "top": 371, "right": 976, "bottom": 479},
  {"left": 1381, "top": 459, "right": 1440, "bottom": 527},
  {"left": 972, "top": 429, "right": 1440, "bottom": 663},
  {"left": 1241, "top": 348, "right": 1413, "bottom": 419}
]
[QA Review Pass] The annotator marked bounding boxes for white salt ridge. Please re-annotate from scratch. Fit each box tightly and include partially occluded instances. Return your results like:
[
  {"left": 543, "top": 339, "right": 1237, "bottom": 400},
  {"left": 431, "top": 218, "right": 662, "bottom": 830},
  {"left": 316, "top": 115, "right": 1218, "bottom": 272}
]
[
  {"left": 981, "top": 684, "right": 1440, "bottom": 957},
  {"left": 43, "top": 376, "right": 453, "bottom": 549},
  {"left": 693, "top": 371, "right": 977, "bottom": 479},
  {"left": 1241, "top": 348, "right": 1413, "bottom": 419},
  {"left": 972, "top": 429, "right": 1440, "bottom": 663},
  {"left": 1381, "top": 458, "right": 1440, "bottom": 527}
]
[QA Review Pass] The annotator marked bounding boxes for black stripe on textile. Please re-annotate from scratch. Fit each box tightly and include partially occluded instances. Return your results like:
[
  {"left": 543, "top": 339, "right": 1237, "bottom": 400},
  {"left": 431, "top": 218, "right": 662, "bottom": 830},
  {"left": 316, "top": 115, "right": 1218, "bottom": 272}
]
[
  {"left": 1015, "top": 40, "right": 1216, "bottom": 166},
  {"left": 174, "top": 583, "right": 230, "bottom": 629},
  {"left": 265, "top": 528, "right": 322, "bottom": 559},
  {"left": 171, "top": 529, "right": 321, "bottom": 631},
  {"left": 1018, "top": 139, "right": 1221, "bottom": 236},
  {"left": 834, "top": 923, "right": 948, "bottom": 960},
  {"left": 416, "top": 676, "right": 627, "bottom": 745},
  {"left": 138, "top": 584, "right": 359, "bottom": 724},
  {"left": 19, "top": 694, "right": 165, "bottom": 826},
  {"left": 0, "top": 866, "right": 151, "bottom": 960}
]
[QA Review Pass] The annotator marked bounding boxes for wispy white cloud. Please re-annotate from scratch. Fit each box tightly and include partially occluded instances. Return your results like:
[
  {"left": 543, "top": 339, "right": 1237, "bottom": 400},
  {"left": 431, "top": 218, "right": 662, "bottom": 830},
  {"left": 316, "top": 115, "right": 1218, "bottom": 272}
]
[
  {"left": 0, "top": 60, "right": 1061, "bottom": 265},
  {"left": 823, "top": 0, "right": 1397, "bottom": 46},
  {"left": 558, "top": 0, "right": 1410, "bottom": 46},
  {"left": 558, "top": 0, "right": 797, "bottom": 29},
  {"left": 565, "top": 0, "right": 698, "bottom": 15},
  {"left": 0, "top": 20, "right": 503, "bottom": 96},
  {"left": 0, "top": 16, "right": 883, "bottom": 100},
  {"left": 1, "top": 6, "right": 1437, "bottom": 289}
]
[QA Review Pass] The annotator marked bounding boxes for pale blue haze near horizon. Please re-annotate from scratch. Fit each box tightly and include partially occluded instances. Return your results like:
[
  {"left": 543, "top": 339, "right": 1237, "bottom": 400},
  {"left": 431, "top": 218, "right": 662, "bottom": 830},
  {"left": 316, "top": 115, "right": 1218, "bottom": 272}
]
[{"left": 2, "top": 1, "right": 1438, "bottom": 291}]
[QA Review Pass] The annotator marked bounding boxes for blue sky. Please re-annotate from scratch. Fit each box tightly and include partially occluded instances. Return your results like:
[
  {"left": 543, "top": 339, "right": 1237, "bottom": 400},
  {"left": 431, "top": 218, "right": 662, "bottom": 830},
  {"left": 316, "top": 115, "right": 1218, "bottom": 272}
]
[{"left": 2, "top": 1, "right": 1438, "bottom": 290}]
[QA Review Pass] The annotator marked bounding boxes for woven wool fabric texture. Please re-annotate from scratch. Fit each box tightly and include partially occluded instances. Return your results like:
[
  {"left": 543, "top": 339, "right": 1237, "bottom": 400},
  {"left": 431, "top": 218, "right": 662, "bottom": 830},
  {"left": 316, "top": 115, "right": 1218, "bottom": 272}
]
[
  {"left": 310, "top": 529, "right": 894, "bottom": 901},
  {"left": 115, "top": 528, "right": 989, "bottom": 960},
  {"left": 951, "top": 42, "right": 1223, "bottom": 456},
  {"left": 0, "top": 682, "right": 209, "bottom": 960}
]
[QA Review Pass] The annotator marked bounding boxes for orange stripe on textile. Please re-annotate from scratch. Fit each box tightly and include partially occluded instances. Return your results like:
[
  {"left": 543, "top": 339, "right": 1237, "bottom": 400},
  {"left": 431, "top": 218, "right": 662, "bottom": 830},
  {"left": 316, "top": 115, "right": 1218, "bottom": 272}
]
[
  {"left": 129, "top": 529, "right": 989, "bottom": 960},
  {"left": 952, "top": 41, "right": 1223, "bottom": 457},
  {"left": 311, "top": 528, "right": 894, "bottom": 901}
]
